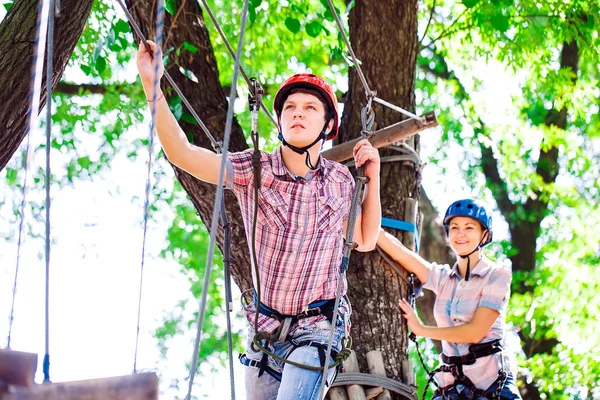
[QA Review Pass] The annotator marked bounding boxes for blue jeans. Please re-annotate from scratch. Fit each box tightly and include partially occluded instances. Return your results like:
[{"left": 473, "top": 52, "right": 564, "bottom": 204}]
[
  {"left": 244, "top": 314, "right": 346, "bottom": 400},
  {"left": 433, "top": 372, "right": 522, "bottom": 400}
]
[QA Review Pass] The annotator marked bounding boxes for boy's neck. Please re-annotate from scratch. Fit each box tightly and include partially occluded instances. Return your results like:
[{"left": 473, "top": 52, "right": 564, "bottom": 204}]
[{"left": 281, "top": 145, "right": 322, "bottom": 178}]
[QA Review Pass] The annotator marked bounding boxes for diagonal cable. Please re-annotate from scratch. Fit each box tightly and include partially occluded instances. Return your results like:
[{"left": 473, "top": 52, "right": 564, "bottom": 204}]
[
  {"left": 114, "top": 0, "right": 222, "bottom": 152},
  {"left": 42, "top": 0, "right": 56, "bottom": 383},
  {"left": 196, "top": 0, "right": 277, "bottom": 128},
  {"left": 8, "top": 0, "right": 52, "bottom": 350},
  {"left": 185, "top": 0, "right": 250, "bottom": 398},
  {"left": 133, "top": 0, "right": 165, "bottom": 375},
  {"left": 324, "top": 0, "right": 424, "bottom": 121}
]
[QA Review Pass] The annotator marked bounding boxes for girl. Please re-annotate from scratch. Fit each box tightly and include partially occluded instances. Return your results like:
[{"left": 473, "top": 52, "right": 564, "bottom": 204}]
[{"left": 377, "top": 199, "right": 521, "bottom": 400}]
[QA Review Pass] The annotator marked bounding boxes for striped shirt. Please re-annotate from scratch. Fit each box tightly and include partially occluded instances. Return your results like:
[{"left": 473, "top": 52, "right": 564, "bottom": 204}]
[
  {"left": 226, "top": 147, "right": 355, "bottom": 333},
  {"left": 423, "top": 256, "right": 512, "bottom": 390}
]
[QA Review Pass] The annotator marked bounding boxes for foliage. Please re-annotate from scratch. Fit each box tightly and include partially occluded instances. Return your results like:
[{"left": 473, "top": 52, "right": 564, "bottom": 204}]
[
  {"left": 416, "top": 0, "right": 600, "bottom": 397},
  {"left": 1, "top": 0, "right": 599, "bottom": 397}
]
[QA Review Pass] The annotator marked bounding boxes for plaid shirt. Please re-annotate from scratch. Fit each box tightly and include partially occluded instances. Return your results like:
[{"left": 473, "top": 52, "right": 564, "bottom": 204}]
[
  {"left": 423, "top": 256, "right": 512, "bottom": 390},
  {"left": 226, "top": 147, "right": 355, "bottom": 333}
]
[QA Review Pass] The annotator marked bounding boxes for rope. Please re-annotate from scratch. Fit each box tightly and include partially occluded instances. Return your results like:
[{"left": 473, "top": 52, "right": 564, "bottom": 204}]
[
  {"left": 323, "top": 0, "right": 424, "bottom": 122},
  {"left": 197, "top": 0, "right": 277, "bottom": 128},
  {"left": 324, "top": 0, "right": 372, "bottom": 97},
  {"left": 372, "top": 97, "right": 424, "bottom": 122},
  {"left": 331, "top": 372, "right": 418, "bottom": 399},
  {"left": 375, "top": 245, "right": 411, "bottom": 286},
  {"left": 113, "top": 0, "right": 221, "bottom": 152},
  {"left": 220, "top": 198, "right": 236, "bottom": 400},
  {"left": 133, "top": 0, "right": 165, "bottom": 375},
  {"left": 186, "top": 0, "right": 250, "bottom": 398},
  {"left": 42, "top": 0, "right": 56, "bottom": 383},
  {"left": 8, "top": 0, "right": 52, "bottom": 349},
  {"left": 316, "top": 104, "right": 376, "bottom": 399}
]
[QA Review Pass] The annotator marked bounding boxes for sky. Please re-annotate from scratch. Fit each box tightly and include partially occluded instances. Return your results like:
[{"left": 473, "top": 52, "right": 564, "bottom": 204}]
[{"left": 0, "top": 4, "right": 523, "bottom": 399}]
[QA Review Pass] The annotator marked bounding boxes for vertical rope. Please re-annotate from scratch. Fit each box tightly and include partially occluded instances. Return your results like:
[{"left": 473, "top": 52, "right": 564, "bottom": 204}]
[
  {"left": 8, "top": 0, "right": 52, "bottom": 349},
  {"left": 317, "top": 105, "right": 375, "bottom": 399},
  {"left": 133, "top": 0, "right": 165, "bottom": 374},
  {"left": 42, "top": 0, "right": 56, "bottom": 383},
  {"left": 186, "top": 0, "right": 249, "bottom": 397},
  {"left": 220, "top": 199, "right": 236, "bottom": 400}
]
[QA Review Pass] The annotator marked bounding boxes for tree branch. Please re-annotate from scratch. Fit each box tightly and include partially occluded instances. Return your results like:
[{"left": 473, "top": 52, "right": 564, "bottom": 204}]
[
  {"left": 418, "top": 50, "right": 516, "bottom": 220},
  {"left": 524, "top": 40, "right": 579, "bottom": 225}
]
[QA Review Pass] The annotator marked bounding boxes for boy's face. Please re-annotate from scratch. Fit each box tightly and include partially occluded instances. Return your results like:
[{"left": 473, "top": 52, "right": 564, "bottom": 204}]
[{"left": 280, "top": 92, "right": 333, "bottom": 148}]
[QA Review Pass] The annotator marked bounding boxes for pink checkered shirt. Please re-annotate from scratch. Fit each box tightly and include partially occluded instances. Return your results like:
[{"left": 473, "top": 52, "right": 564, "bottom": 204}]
[
  {"left": 424, "top": 256, "right": 512, "bottom": 390},
  {"left": 226, "top": 147, "right": 355, "bottom": 333}
]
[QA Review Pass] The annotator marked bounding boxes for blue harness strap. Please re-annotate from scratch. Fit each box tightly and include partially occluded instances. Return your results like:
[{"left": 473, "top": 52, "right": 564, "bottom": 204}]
[{"left": 381, "top": 217, "right": 420, "bottom": 252}]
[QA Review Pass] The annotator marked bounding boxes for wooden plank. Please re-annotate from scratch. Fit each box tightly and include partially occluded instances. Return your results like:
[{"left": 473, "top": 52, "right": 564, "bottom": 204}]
[
  {"left": 366, "top": 350, "right": 391, "bottom": 400},
  {"left": 402, "top": 199, "right": 418, "bottom": 252},
  {"left": 364, "top": 387, "right": 383, "bottom": 399},
  {"left": 327, "top": 386, "right": 350, "bottom": 400},
  {"left": 0, "top": 348, "right": 38, "bottom": 388},
  {"left": 343, "top": 351, "right": 366, "bottom": 400},
  {"left": 322, "top": 112, "right": 438, "bottom": 164},
  {"left": 3, "top": 373, "right": 158, "bottom": 400}
]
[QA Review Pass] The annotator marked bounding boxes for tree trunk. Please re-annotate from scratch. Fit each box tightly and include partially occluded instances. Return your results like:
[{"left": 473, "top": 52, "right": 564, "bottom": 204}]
[
  {"left": 0, "top": 0, "right": 94, "bottom": 171},
  {"left": 127, "top": 0, "right": 452, "bottom": 395},
  {"left": 339, "top": 0, "right": 421, "bottom": 390}
]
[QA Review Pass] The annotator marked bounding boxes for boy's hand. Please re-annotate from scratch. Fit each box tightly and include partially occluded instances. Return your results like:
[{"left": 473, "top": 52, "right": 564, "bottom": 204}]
[
  {"left": 136, "top": 41, "right": 163, "bottom": 89},
  {"left": 353, "top": 139, "right": 380, "bottom": 183}
]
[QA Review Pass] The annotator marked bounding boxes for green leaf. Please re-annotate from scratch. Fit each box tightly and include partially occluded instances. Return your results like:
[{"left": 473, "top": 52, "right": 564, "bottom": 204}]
[
  {"left": 249, "top": 6, "right": 256, "bottom": 24},
  {"left": 181, "top": 112, "right": 198, "bottom": 125},
  {"left": 80, "top": 64, "right": 91, "bottom": 76},
  {"left": 490, "top": 14, "right": 510, "bottom": 32},
  {"left": 114, "top": 19, "right": 130, "bottom": 34},
  {"left": 250, "top": 0, "right": 262, "bottom": 8},
  {"left": 77, "top": 156, "right": 92, "bottom": 170},
  {"left": 3, "top": 2, "right": 13, "bottom": 12},
  {"left": 285, "top": 17, "right": 301, "bottom": 34},
  {"left": 93, "top": 37, "right": 104, "bottom": 61},
  {"left": 165, "top": 0, "right": 177, "bottom": 15},
  {"left": 170, "top": 102, "right": 183, "bottom": 120},
  {"left": 95, "top": 56, "right": 107, "bottom": 73},
  {"left": 588, "top": 14, "right": 595, "bottom": 29},
  {"left": 182, "top": 41, "right": 199, "bottom": 54},
  {"left": 462, "top": 0, "right": 479, "bottom": 8},
  {"left": 305, "top": 20, "right": 323, "bottom": 38},
  {"left": 323, "top": 8, "right": 336, "bottom": 22}
]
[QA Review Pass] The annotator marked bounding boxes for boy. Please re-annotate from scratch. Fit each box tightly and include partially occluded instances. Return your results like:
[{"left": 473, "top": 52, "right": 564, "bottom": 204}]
[{"left": 137, "top": 42, "right": 381, "bottom": 399}]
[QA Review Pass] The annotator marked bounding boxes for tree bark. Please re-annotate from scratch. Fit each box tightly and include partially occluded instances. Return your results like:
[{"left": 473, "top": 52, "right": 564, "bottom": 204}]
[
  {"left": 339, "top": 0, "right": 421, "bottom": 390},
  {"left": 0, "top": 0, "right": 94, "bottom": 171}
]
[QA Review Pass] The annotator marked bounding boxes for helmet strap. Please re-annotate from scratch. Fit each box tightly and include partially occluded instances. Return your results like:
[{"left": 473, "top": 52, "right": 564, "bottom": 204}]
[
  {"left": 457, "top": 233, "right": 489, "bottom": 281},
  {"left": 278, "top": 119, "right": 330, "bottom": 171}
]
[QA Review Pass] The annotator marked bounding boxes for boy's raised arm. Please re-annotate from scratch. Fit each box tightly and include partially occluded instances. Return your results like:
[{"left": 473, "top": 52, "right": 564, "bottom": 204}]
[{"left": 137, "top": 41, "right": 225, "bottom": 185}]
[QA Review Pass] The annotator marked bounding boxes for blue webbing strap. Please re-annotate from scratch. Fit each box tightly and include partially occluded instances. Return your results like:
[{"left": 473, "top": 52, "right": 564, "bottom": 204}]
[{"left": 381, "top": 217, "right": 420, "bottom": 252}]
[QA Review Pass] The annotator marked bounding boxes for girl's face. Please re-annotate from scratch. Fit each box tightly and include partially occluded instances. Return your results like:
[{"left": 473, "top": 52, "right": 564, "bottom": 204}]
[{"left": 447, "top": 216, "right": 488, "bottom": 255}]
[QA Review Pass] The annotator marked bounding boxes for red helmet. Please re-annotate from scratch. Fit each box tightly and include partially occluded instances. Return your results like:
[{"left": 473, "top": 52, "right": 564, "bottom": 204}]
[{"left": 273, "top": 73, "right": 339, "bottom": 140}]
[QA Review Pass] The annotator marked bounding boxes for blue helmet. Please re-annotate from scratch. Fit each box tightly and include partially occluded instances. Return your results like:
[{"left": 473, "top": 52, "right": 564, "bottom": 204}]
[{"left": 443, "top": 199, "right": 493, "bottom": 246}]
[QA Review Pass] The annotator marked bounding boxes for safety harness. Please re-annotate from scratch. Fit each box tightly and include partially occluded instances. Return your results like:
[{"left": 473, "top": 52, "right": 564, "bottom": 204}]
[
  {"left": 239, "top": 295, "right": 341, "bottom": 381},
  {"left": 407, "top": 276, "right": 508, "bottom": 400}
]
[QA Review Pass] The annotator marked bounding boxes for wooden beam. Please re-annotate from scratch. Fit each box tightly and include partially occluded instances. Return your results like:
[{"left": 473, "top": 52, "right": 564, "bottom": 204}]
[
  {"left": 0, "top": 349, "right": 37, "bottom": 388},
  {"left": 322, "top": 111, "right": 438, "bottom": 163},
  {"left": 2, "top": 373, "right": 158, "bottom": 400}
]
